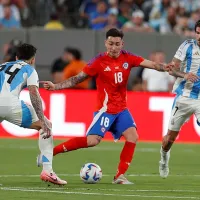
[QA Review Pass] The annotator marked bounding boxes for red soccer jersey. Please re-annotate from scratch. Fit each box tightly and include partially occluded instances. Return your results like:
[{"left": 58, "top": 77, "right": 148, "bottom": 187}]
[{"left": 83, "top": 50, "right": 144, "bottom": 114}]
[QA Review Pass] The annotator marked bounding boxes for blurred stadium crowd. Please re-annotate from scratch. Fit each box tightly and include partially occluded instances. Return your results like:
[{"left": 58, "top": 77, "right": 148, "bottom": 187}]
[
  {"left": 1, "top": 0, "right": 198, "bottom": 91},
  {"left": 0, "top": 0, "right": 199, "bottom": 35}
]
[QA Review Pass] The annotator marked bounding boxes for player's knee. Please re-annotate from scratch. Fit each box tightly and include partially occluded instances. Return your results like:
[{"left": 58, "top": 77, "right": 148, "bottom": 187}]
[
  {"left": 123, "top": 127, "right": 138, "bottom": 143},
  {"left": 87, "top": 135, "right": 102, "bottom": 147},
  {"left": 125, "top": 131, "right": 138, "bottom": 143}
]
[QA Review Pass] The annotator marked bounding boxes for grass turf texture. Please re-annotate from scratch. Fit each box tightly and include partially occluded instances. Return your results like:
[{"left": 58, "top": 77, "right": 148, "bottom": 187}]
[{"left": 0, "top": 139, "right": 200, "bottom": 199}]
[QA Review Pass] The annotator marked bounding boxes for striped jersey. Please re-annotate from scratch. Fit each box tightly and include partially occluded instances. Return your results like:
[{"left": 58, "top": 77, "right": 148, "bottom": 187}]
[
  {"left": 0, "top": 60, "right": 39, "bottom": 105},
  {"left": 172, "top": 39, "right": 200, "bottom": 99}
]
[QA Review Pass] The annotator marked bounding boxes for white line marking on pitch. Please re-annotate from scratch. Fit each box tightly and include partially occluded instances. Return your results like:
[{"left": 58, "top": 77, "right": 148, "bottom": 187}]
[
  {"left": 3, "top": 187, "right": 200, "bottom": 193},
  {"left": 1, "top": 187, "right": 200, "bottom": 199},
  {"left": 1, "top": 174, "right": 200, "bottom": 177}
]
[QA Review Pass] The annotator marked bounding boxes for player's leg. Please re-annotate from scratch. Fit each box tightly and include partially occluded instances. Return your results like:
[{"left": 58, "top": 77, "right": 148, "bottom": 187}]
[
  {"left": 111, "top": 109, "right": 137, "bottom": 184},
  {"left": 159, "top": 96, "right": 193, "bottom": 178},
  {"left": 53, "top": 111, "right": 116, "bottom": 156},
  {"left": 13, "top": 101, "right": 66, "bottom": 185}
]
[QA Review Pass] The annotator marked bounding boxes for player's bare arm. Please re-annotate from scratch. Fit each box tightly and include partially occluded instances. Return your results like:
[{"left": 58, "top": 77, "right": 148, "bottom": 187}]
[
  {"left": 169, "top": 57, "right": 199, "bottom": 82},
  {"left": 140, "top": 59, "right": 199, "bottom": 82},
  {"left": 43, "top": 71, "right": 90, "bottom": 90},
  {"left": 140, "top": 59, "right": 170, "bottom": 72},
  {"left": 28, "top": 85, "right": 51, "bottom": 138}
]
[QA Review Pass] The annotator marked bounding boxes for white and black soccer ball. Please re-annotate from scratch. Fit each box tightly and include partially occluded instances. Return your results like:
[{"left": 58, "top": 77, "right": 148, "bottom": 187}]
[{"left": 80, "top": 163, "right": 102, "bottom": 184}]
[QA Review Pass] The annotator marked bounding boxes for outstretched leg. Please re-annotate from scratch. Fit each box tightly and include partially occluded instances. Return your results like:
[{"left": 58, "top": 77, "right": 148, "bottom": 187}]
[{"left": 53, "top": 135, "right": 102, "bottom": 155}]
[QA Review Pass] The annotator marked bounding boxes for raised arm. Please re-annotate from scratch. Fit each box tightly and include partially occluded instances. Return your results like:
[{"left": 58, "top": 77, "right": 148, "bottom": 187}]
[{"left": 43, "top": 71, "right": 90, "bottom": 90}]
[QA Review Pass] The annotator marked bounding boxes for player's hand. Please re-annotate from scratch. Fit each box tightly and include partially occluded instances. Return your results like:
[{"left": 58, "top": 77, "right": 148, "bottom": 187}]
[
  {"left": 41, "top": 81, "right": 55, "bottom": 90},
  {"left": 184, "top": 72, "right": 199, "bottom": 82},
  {"left": 40, "top": 121, "right": 52, "bottom": 139},
  {"left": 164, "top": 63, "right": 174, "bottom": 72}
]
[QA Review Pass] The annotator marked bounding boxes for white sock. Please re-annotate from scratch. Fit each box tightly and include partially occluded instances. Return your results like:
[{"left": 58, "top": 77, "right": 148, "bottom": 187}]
[
  {"left": 160, "top": 147, "right": 170, "bottom": 165},
  {"left": 39, "top": 129, "right": 54, "bottom": 173}
]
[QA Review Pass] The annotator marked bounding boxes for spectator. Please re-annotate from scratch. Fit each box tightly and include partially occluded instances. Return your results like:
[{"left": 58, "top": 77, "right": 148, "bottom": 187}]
[
  {"left": 2, "top": 39, "right": 22, "bottom": 62},
  {"left": 63, "top": 48, "right": 90, "bottom": 89},
  {"left": 89, "top": 1, "right": 108, "bottom": 30},
  {"left": 44, "top": 13, "right": 64, "bottom": 30},
  {"left": 118, "top": 2, "right": 132, "bottom": 26},
  {"left": 159, "top": 7, "right": 177, "bottom": 34},
  {"left": 79, "top": 0, "right": 101, "bottom": 19},
  {"left": 104, "top": 9, "right": 122, "bottom": 30},
  {"left": 142, "top": 51, "right": 175, "bottom": 92},
  {"left": 51, "top": 48, "right": 69, "bottom": 83},
  {"left": 0, "top": 4, "right": 21, "bottom": 28},
  {"left": 122, "top": 10, "right": 153, "bottom": 32},
  {"left": 174, "top": 15, "right": 193, "bottom": 37},
  {"left": 0, "top": 0, "right": 20, "bottom": 21}
]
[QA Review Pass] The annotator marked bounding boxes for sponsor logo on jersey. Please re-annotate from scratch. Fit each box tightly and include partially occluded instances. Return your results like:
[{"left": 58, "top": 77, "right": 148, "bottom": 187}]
[
  {"left": 104, "top": 66, "right": 111, "bottom": 71},
  {"left": 193, "top": 51, "right": 200, "bottom": 56},
  {"left": 123, "top": 62, "right": 128, "bottom": 69}
]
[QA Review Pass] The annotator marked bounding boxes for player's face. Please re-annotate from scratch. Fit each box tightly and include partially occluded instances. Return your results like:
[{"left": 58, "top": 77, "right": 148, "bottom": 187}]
[
  {"left": 105, "top": 36, "right": 124, "bottom": 58},
  {"left": 195, "top": 27, "right": 200, "bottom": 46}
]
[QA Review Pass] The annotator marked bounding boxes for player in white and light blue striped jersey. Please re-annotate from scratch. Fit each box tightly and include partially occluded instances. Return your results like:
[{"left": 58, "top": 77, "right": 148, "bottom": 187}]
[
  {"left": 0, "top": 43, "right": 66, "bottom": 185},
  {"left": 159, "top": 20, "right": 200, "bottom": 179}
]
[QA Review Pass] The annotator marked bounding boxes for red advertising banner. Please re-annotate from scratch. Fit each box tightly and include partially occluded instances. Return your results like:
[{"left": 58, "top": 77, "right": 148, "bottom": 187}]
[{"left": 1, "top": 89, "right": 200, "bottom": 143}]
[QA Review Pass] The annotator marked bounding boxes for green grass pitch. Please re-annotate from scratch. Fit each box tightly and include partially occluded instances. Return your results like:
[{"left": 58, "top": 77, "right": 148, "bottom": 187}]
[{"left": 0, "top": 139, "right": 200, "bottom": 200}]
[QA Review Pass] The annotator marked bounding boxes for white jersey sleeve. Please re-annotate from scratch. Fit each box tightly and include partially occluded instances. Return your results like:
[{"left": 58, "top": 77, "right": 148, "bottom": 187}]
[
  {"left": 27, "top": 68, "right": 39, "bottom": 87},
  {"left": 174, "top": 40, "right": 193, "bottom": 61}
]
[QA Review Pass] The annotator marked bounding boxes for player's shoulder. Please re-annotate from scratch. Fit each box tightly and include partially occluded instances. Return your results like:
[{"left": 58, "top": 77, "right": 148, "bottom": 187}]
[
  {"left": 180, "top": 39, "right": 195, "bottom": 49},
  {"left": 121, "top": 50, "right": 138, "bottom": 56},
  {"left": 87, "top": 52, "right": 106, "bottom": 66}
]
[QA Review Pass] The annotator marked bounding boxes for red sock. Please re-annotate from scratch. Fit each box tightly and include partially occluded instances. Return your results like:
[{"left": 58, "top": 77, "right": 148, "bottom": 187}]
[
  {"left": 115, "top": 141, "right": 136, "bottom": 179},
  {"left": 53, "top": 137, "right": 88, "bottom": 156}
]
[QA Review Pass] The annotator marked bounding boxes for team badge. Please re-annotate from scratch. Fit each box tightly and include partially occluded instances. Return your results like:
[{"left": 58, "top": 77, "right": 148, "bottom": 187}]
[{"left": 123, "top": 62, "right": 129, "bottom": 69}]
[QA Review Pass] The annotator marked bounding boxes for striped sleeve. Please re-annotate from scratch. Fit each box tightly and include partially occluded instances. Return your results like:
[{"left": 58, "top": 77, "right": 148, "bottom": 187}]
[{"left": 174, "top": 40, "right": 193, "bottom": 61}]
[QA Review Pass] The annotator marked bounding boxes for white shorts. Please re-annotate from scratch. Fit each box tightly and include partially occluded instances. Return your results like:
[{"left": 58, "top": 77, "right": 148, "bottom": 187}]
[
  {"left": 0, "top": 100, "right": 38, "bottom": 128},
  {"left": 168, "top": 95, "right": 200, "bottom": 131}
]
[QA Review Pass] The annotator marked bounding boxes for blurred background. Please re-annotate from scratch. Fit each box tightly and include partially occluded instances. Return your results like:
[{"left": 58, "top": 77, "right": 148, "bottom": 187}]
[
  {"left": 1, "top": 0, "right": 200, "bottom": 141},
  {"left": 1, "top": 0, "right": 199, "bottom": 91}
]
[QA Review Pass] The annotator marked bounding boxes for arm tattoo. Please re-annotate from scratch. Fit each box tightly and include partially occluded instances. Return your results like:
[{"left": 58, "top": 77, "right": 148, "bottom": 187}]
[
  {"left": 28, "top": 85, "right": 45, "bottom": 123},
  {"left": 55, "top": 71, "right": 89, "bottom": 90},
  {"left": 170, "top": 57, "right": 186, "bottom": 78},
  {"left": 154, "top": 63, "right": 165, "bottom": 71}
]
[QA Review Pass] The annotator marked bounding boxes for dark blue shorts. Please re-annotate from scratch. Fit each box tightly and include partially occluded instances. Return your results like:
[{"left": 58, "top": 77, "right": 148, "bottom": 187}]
[{"left": 86, "top": 109, "right": 136, "bottom": 140}]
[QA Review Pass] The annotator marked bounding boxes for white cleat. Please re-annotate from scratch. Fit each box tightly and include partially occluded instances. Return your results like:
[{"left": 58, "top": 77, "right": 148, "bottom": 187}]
[
  {"left": 37, "top": 153, "right": 42, "bottom": 167},
  {"left": 112, "top": 174, "right": 134, "bottom": 184},
  {"left": 159, "top": 161, "right": 169, "bottom": 178}
]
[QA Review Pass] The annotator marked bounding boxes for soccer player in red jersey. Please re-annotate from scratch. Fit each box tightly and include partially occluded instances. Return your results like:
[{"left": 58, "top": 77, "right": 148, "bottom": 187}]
[{"left": 41, "top": 28, "right": 197, "bottom": 184}]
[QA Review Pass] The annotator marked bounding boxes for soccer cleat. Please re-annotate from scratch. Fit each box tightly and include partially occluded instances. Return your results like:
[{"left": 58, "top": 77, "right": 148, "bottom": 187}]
[
  {"left": 159, "top": 161, "right": 169, "bottom": 178},
  {"left": 159, "top": 147, "right": 170, "bottom": 178},
  {"left": 112, "top": 174, "right": 134, "bottom": 184},
  {"left": 37, "top": 153, "right": 42, "bottom": 167},
  {"left": 40, "top": 171, "right": 67, "bottom": 185}
]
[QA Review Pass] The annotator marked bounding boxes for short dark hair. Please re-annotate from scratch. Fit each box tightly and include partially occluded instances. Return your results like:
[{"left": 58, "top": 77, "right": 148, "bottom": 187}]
[
  {"left": 195, "top": 20, "right": 200, "bottom": 32},
  {"left": 65, "top": 47, "right": 82, "bottom": 60},
  {"left": 106, "top": 28, "right": 124, "bottom": 39},
  {"left": 16, "top": 43, "right": 37, "bottom": 60}
]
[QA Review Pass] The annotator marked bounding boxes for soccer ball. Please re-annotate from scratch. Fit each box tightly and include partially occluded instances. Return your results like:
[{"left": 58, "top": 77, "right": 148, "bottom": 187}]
[{"left": 80, "top": 163, "right": 102, "bottom": 184}]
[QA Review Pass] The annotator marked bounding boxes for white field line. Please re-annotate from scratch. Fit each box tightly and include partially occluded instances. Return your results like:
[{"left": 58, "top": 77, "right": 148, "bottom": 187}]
[
  {"left": 2, "top": 187, "right": 200, "bottom": 194},
  {"left": 0, "top": 145, "right": 194, "bottom": 153},
  {"left": 1, "top": 187, "right": 200, "bottom": 199},
  {"left": 1, "top": 174, "right": 200, "bottom": 177}
]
